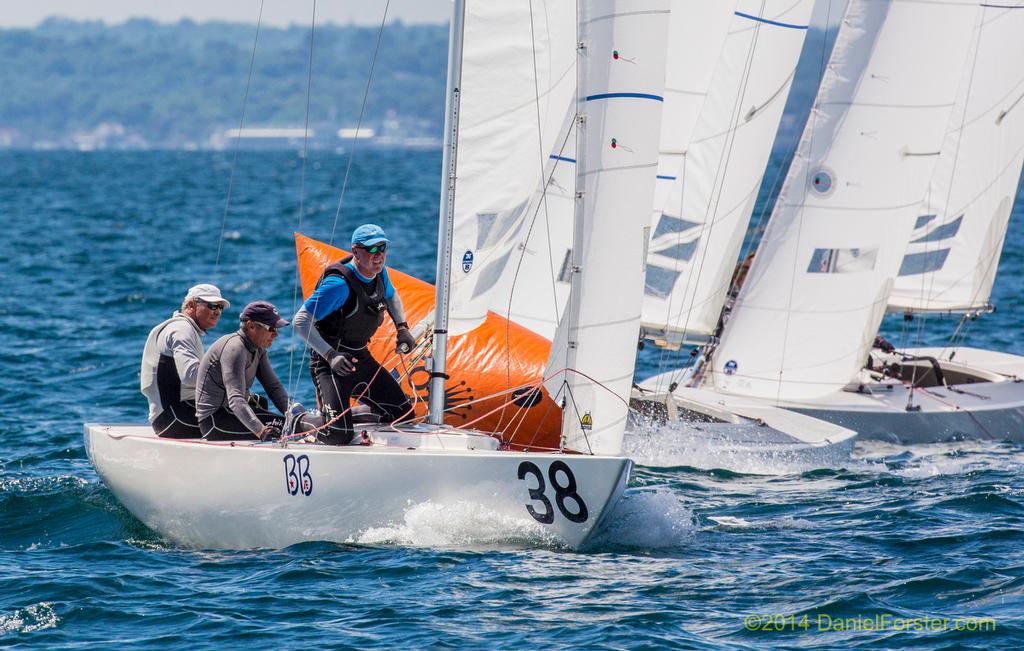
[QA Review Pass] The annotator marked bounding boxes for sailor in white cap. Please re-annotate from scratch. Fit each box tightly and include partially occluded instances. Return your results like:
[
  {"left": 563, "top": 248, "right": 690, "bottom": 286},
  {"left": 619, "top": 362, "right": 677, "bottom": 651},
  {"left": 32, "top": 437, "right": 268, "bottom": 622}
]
[{"left": 140, "top": 283, "right": 230, "bottom": 438}]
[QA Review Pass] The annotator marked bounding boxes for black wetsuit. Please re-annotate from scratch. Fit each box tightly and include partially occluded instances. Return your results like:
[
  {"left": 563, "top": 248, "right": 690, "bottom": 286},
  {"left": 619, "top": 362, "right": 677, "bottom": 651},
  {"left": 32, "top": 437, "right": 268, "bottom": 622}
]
[{"left": 308, "top": 260, "right": 412, "bottom": 444}]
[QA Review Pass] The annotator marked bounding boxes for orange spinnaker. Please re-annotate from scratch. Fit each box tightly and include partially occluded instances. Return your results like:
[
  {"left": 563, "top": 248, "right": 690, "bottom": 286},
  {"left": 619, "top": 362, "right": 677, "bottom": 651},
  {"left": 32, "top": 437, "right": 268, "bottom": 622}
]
[{"left": 295, "top": 233, "right": 564, "bottom": 451}]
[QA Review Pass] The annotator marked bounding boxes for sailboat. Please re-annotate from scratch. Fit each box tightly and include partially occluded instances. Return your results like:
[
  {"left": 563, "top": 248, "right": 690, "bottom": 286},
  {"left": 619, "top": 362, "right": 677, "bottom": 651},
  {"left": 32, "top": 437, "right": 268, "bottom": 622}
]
[
  {"left": 84, "top": 0, "right": 671, "bottom": 549},
  {"left": 642, "top": 0, "right": 1024, "bottom": 444},
  {"left": 629, "top": 0, "right": 858, "bottom": 456}
]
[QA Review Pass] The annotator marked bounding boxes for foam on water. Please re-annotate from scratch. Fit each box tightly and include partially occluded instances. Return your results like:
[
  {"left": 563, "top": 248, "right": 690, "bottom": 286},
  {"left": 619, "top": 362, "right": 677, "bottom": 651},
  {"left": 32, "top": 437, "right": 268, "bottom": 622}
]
[
  {"left": 708, "top": 515, "right": 815, "bottom": 531},
  {"left": 586, "top": 488, "right": 696, "bottom": 549},
  {"left": 623, "top": 421, "right": 852, "bottom": 475},
  {"left": 348, "top": 488, "right": 697, "bottom": 552},
  {"left": 352, "top": 500, "right": 560, "bottom": 549},
  {"left": 0, "top": 603, "right": 59, "bottom": 634}
]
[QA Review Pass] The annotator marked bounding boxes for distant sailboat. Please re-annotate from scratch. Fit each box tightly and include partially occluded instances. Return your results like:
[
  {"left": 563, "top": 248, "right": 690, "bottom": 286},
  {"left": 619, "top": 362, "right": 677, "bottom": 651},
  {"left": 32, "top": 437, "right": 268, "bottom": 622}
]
[
  {"left": 643, "top": 0, "right": 1024, "bottom": 443},
  {"left": 632, "top": 0, "right": 858, "bottom": 455},
  {"left": 85, "top": 0, "right": 672, "bottom": 549}
]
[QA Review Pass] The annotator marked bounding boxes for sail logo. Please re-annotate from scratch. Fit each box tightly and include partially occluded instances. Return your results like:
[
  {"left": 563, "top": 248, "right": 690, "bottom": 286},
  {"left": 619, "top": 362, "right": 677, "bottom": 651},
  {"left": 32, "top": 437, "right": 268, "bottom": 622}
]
[
  {"left": 462, "top": 251, "right": 474, "bottom": 273},
  {"left": 580, "top": 412, "right": 593, "bottom": 430},
  {"left": 724, "top": 360, "right": 738, "bottom": 376}
]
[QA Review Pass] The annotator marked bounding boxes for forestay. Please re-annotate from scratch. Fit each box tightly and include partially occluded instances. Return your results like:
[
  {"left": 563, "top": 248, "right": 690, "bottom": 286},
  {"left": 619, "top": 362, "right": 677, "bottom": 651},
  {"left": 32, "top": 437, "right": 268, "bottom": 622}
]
[
  {"left": 888, "top": 2, "right": 1024, "bottom": 314},
  {"left": 545, "top": 0, "right": 670, "bottom": 454},
  {"left": 445, "top": 1, "right": 576, "bottom": 336},
  {"left": 709, "top": 0, "right": 980, "bottom": 401},
  {"left": 642, "top": 0, "right": 815, "bottom": 345}
]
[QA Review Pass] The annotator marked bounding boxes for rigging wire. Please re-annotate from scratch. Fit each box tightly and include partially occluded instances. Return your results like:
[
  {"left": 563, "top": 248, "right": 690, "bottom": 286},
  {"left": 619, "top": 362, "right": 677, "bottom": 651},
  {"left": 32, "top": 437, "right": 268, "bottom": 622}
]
[
  {"left": 288, "top": 0, "right": 391, "bottom": 399},
  {"left": 772, "top": 0, "right": 834, "bottom": 406},
  {"left": 214, "top": 0, "right": 265, "bottom": 278},
  {"left": 494, "top": 0, "right": 561, "bottom": 433},
  {"left": 660, "top": 0, "right": 769, "bottom": 392},
  {"left": 287, "top": 0, "right": 318, "bottom": 396},
  {"left": 914, "top": 3, "right": 986, "bottom": 368},
  {"left": 326, "top": 0, "right": 392, "bottom": 248}
]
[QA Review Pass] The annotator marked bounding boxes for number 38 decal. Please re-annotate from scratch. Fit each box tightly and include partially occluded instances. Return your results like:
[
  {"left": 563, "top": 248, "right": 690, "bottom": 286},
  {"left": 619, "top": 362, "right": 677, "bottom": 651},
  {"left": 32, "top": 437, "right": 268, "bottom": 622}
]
[{"left": 517, "top": 460, "right": 589, "bottom": 524}]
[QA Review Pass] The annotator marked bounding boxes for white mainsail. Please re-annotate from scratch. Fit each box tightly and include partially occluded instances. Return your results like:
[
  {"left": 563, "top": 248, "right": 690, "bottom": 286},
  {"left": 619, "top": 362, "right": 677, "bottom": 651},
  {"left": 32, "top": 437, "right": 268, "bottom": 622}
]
[
  {"left": 445, "top": 1, "right": 577, "bottom": 336},
  {"left": 709, "top": 0, "right": 981, "bottom": 401},
  {"left": 484, "top": 111, "right": 577, "bottom": 340},
  {"left": 888, "top": 2, "right": 1024, "bottom": 314},
  {"left": 642, "top": 0, "right": 815, "bottom": 345},
  {"left": 545, "top": 0, "right": 670, "bottom": 454}
]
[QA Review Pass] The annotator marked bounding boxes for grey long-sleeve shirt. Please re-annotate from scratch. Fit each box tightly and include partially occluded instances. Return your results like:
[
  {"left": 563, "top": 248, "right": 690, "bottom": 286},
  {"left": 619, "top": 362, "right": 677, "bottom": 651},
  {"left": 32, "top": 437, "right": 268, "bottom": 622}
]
[
  {"left": 195, "top": 329, "right": 288, "bottom": 432},
  {"left": 140, "top": 311, "right": 206, "bottom": 422}
]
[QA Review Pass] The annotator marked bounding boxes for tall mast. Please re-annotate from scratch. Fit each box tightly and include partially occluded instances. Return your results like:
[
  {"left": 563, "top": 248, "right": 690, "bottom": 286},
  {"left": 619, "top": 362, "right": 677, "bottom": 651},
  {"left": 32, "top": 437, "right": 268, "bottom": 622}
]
[
  {"left": 559, "top": 0, "right": 588, "bottom": 439},
  {"left": 429, "top": 0, "right": 467, "bottom": 424}
]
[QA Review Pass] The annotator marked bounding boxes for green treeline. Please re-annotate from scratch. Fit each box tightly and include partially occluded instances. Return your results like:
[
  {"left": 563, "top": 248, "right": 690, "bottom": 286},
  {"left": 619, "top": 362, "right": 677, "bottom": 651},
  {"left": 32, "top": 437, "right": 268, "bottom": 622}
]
[
  {"left": 0, "top": 18, "right": 832, "bottom": 150},
  {"left": 0, "top": 18, "right": 448, "bottom": 147}
]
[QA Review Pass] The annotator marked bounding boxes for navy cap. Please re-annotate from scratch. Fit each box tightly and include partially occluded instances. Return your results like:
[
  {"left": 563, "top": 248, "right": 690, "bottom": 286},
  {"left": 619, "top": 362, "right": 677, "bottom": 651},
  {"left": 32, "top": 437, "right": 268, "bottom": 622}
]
[
  {"left": 351, "top": 223, "right": 390, "bottom": 247},
  {"left": 240, "top": 301, "right": 289, "bottom": 329}
]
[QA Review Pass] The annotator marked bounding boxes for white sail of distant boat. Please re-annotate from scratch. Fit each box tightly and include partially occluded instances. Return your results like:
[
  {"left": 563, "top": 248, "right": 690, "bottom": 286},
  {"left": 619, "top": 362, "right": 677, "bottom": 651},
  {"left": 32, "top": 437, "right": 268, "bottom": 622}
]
[
  {"left": 641, "top": 0, "right": 816, "bottom": 348},
  {"left": 545, "top": 0, "right": 671, "bottom": 455},
  {"left": 651, "top": 0, "right": 738, "bottom": 218},
  {"left": 707, "top": 0, "right": 981, "bottom": 402},
  {"left": 888, "top": 2, "right": 1024, "bottom": 315}
]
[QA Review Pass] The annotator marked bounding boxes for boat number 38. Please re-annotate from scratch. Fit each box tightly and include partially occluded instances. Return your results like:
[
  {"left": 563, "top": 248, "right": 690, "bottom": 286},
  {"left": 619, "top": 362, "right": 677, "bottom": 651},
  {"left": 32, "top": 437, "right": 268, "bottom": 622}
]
[
  {"left": 283, "top": 454, "right": 313, "bottom": 496},
  {"left": 517, "top": 461, "right": 588, "bottom": 524}
]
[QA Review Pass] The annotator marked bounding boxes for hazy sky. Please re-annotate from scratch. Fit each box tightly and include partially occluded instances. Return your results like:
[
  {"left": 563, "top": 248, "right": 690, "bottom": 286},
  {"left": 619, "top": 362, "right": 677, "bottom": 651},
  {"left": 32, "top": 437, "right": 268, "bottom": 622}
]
[
  {"left": 1, "top": 0, "right": 843, "bottom": 29},
  {"left": 0, "top": 0, "right": 452, "bottom": 28}
]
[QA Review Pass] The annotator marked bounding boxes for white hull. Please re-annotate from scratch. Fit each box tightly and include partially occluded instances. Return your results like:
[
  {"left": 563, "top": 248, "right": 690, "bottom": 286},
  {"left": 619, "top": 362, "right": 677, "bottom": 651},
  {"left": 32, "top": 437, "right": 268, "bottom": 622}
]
[
  {"left": 630, "top": 384, "right": 858, "bottom": 464},
  {"left": 641, "top": 346, "right": 1024, "bottom": 444},
  {"left": 84, "top": 424, "right": 631, "bottom": 550}
]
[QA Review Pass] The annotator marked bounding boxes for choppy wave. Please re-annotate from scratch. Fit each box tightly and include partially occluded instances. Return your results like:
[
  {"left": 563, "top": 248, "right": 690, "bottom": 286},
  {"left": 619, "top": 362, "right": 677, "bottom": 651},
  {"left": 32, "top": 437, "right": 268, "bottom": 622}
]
[{"left": 4, "top": 150, "right": 1024, "bottom": 649}]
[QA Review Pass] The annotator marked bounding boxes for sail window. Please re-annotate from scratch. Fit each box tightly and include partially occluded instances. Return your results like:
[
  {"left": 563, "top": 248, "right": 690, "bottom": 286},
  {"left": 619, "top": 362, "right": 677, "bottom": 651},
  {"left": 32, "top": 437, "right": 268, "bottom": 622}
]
[
  {"left": 644, "top": 265, "right": 681, "bottom": 298},
  {"left": 914, "top": 214, "right": 937, "bottom": 230},
  {"left": 652, "top": 214, "right": 699, "bottom": 239},
  {"left": 807, "top": 247, "right": 878, "bottom": 273},
  {"left": 653, "top": 240, "right": 698, "bottom": 261},
  {"left": 557, "top": 249, "right": 573, "bottom": 283},
  {"left": 471, "top": 250, "right": 513, "bottom": 298},
  {"left": 898, "top": 248, "right": 950, "bottom": 276},
  {"left": 475, "top": 200, "right": 529, "bottom": 249},
  {"left": 810, "top": 169, "right": 834, "bottom": 195},
  {"left": 910, "top": 215, "right": 962, "bottom": 243}
]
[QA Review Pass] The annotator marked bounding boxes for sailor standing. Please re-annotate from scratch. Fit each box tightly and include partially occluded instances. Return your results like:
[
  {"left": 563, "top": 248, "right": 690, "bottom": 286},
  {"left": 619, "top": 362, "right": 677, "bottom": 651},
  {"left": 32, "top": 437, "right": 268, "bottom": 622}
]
[{"left": 293, "top": 224, "right": 416, "bottom": 445}]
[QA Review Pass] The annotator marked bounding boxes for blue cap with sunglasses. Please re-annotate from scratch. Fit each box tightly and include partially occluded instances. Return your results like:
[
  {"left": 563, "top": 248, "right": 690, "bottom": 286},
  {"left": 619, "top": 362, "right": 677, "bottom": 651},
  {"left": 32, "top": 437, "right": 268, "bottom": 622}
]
[{"left": 351, "top": 223, "right": 390, "bottom": 248}]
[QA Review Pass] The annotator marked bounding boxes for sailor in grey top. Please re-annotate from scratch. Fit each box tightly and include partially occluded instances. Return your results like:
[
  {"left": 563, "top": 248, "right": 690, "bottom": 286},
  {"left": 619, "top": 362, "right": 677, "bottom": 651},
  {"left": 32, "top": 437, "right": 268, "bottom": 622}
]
[
  {"left": 140, "top": 283, "right": 229, "bottom": 438},
  {"left": 195, "top": 301, "right": 290, "bottom": 441}
]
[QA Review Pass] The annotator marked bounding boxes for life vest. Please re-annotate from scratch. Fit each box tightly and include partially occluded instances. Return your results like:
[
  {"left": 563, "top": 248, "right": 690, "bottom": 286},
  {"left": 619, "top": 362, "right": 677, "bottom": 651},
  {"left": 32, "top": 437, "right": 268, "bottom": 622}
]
[{"left": 313, "top": 257, "right": 387, "bottom": 349}]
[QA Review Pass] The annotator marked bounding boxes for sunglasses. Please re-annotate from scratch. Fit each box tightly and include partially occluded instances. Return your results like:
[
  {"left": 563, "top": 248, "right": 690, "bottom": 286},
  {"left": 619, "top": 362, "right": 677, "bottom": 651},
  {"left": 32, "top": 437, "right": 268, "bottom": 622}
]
[
  {"left": 252, "top": 322, "right": 278, "bottom": 334},
  {"left": 356, "top": 243, "right": 387, "bottom": 255},
  {"left": 198, "top": 299, "right": 225, "bottom": 312}
]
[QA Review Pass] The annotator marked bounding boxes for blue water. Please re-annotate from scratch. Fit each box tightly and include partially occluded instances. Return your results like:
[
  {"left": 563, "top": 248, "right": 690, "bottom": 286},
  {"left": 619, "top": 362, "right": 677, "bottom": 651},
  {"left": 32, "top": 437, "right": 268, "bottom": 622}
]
[{"left": 2, "top": 150, "right": 1024, "bottom": 649}]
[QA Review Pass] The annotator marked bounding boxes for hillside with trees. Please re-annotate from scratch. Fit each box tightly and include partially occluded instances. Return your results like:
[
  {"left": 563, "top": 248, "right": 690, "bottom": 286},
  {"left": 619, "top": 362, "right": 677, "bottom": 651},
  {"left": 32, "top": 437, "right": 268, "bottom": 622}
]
[
  {"left": 0, "top": 18, "right": 834, "bottom": 151},
  {"left": 0, "top": 18, "right": 448, "bottom": 148}
]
